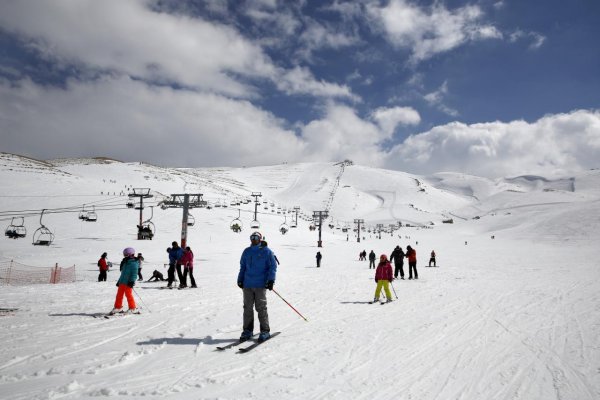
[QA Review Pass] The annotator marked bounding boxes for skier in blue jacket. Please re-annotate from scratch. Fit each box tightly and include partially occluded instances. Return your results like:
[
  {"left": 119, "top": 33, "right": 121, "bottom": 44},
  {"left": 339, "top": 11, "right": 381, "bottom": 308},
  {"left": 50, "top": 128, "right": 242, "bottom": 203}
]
[
  {"left": 166, "top": 241, "right": 184, "bottom": 288},
  {"left": 237, "top": 231, "right": 277, "bottom": 343}
]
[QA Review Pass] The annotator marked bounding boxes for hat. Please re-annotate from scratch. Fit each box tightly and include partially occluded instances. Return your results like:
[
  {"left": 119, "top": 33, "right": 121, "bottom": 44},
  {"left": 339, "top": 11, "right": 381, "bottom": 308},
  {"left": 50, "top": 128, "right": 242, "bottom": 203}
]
[
  {"left": 250, "top": 231, "right": 262, "bottom": 241},
  {"left": 123, "top": 247, "right": 135, "bottom": 256},
  {"left": 380, "top": 254, "right": 388, "bottom": 262},
  {"left": 101, "top": 252, "right": 107, "bottom": 257}
]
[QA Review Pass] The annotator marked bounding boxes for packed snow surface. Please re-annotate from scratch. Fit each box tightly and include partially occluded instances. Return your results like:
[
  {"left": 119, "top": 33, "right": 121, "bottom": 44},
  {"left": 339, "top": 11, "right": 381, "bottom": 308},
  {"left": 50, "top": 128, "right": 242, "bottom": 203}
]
[{"left": 0, "top": 153, "right": 599, "bottom": 399}]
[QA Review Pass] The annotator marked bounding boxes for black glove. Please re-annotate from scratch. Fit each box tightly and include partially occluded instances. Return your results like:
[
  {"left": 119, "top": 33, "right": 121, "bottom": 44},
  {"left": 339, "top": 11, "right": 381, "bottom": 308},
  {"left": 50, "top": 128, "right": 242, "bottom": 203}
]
[
  {"left": 237, "top": 281, "right": 243, "bottom": 289},
  {"left": 265, "top": 280, "right": 274, "bottom": 290},
  {"left": 127, "top": 281, "right": 135, "bottom": 288}
]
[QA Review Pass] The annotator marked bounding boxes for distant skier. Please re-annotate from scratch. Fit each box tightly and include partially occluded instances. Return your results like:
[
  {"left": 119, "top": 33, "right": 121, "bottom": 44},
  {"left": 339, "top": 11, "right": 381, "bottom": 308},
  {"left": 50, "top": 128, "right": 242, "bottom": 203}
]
[
  {"left": 166, "top": 241, "right": 184, "bottom": 288},
  {"left": 368, "top": 250, "right": 376, "bottom": 269},
  {"left": 316, "top": 251, "right": 322, "bottom": 268},
  {"left": 97, "top": 252, "right": 109, "bottom": 282},
  {"left": 429, "top": 250, "right": 436, "bottom": 267},
  {"left": 237, "top": 232, "right": 277, "bottom": 343},
  {"left": 110, "top": 247, "right": 139, "bottom": 315},
  {"left": 136, "top": 253, "right": 144, "bottom": 280},
  {"left": 147, "top": 269, "right": 165, "bottom": 282},
  {"left": 389, "top": 245, "right": 405, "bottom": 279},
  {"left": 373, "top": 254, "right": 393, "bottom": 303},
  {"left": 406, "top": 245, "right": 418, "bottom": 280},
  {"left": 180, "top": 246, "right": 197, "bottom": 288}
]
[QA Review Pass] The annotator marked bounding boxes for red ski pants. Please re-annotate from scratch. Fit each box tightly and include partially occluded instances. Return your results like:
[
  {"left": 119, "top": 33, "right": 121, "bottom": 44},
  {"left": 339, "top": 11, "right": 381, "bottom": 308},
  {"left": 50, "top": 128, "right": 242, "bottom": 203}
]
[{"left": 114, "top": 284, "right": 136, "bottom": 309}]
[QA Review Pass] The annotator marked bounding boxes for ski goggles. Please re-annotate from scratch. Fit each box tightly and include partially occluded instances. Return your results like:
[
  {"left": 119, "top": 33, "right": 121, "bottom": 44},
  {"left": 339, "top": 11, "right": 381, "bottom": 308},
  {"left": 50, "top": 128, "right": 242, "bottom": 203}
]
[{"left": 250, "top": 233, "right": 262, "bottom": 241}]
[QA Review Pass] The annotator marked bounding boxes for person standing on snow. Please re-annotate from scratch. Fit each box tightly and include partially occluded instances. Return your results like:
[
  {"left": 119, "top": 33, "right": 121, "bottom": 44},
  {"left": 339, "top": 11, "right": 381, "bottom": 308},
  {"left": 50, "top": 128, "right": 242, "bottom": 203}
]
[
  {"left": 368, "top": 250, "right": 376, "bottom": 269},
  {"left": 110, "top": 247, "right": 140, "bottom": 315},
  {"left": 428, "top": 250, "right": 436, "bottom": 267},
  {"left": 97, "top": 252, "right": 109, "bottom": 282},
  {"left": 389, "top": 245, "right": 405, "bottom": 279},
  {"left": 180, "top": 246, "right": 197, "bottom": 288},
  {"left": 406, "top": 245, "right": 418, "bottom": 280},
  {"left": 166, "top": 241, "right": 183, "bottom": 288},
  {"left": 373, "top": 254, "right": 393, "bottom": 303},
  {"left": 136, "top": 253, "right": 144, "bottom": 281},
  {"left": 316, "top": 251, "right": 322, "bottom": 268},
  {"left": 237, "top": 231, "right": 277, "bottom": 343}
]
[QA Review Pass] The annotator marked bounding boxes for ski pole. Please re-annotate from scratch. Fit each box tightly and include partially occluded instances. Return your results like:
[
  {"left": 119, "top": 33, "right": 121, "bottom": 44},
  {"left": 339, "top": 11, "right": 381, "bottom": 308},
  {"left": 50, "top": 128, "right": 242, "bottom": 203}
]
[
  {"left": 133, "top": 287, "right": 152, "bottom": 313},
  {"left": 272, "top": 289, "right": 308, "bottom": 322},
  {"left": 390, "top": 280, "right": 399, "bottom": 299}
]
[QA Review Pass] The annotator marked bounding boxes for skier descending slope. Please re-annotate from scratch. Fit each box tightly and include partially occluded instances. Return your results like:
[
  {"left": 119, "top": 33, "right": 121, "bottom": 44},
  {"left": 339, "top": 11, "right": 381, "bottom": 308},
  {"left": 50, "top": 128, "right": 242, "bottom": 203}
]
[
  {"left": 372, "top": 254, "right": 393, "bottom": 304},
  {"left": 237, "top": 232, "right": 277, "bottom": 343},
  {"left": 109, "top": 247, "right": 140, "bottom": 315}
]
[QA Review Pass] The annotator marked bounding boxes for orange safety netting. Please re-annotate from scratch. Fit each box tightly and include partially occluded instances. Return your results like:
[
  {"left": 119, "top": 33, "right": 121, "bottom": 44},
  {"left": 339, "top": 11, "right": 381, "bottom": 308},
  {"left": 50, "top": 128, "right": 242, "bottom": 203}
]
[{"left": 0, "top": 260, "right": 76, "bottom": 285}]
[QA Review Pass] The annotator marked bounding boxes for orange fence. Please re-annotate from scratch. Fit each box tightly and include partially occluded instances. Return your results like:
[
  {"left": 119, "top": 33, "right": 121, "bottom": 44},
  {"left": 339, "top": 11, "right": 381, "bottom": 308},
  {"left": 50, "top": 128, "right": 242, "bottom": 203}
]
[{"left": 0, "top": 260, "right": 76, "bottom": 285}]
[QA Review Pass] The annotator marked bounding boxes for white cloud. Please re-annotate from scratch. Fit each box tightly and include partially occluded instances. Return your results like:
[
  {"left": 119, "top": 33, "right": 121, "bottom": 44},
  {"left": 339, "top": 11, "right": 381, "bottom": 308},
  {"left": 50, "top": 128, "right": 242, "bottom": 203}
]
[
  {"left": 0, "top": 0, "right": 355, "bottom": 100},
  {"left": 0, "top": 77, "right": 305, "bottom": 167},
  {"left": 509, "top": 29, "right": 546, "bottom": 50},
  {"left": 366, "top": 0, "right": 502, "bottom": 63},
  {"left": 299, "top": 103, "right": 388, "bottom": 166},
  {"left": 370, "top": 106, "right": 421, "bottom": 137},
  {"left": 276, "top": 66, "right": 359, "bottom": 100},
  {"left": 385, "top": 110, "right": 600, "bottom": 178},
  {"left": 424, "top": 81, "right": 459, "bottom": 117}
]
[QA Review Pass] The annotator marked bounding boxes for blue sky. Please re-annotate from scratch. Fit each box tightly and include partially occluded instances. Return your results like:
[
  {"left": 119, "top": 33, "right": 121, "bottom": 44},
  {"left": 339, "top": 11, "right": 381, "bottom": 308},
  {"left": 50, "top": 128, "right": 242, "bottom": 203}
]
[{"left": 0, "top": 0, "right": 599, "bottom": 178}]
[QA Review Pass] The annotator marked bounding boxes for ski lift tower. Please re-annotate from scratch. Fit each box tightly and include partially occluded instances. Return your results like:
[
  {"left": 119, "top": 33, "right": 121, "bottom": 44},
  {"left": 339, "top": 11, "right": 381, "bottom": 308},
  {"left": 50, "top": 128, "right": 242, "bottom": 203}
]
[
  {"left": 313, "top": 210, "right": 329, "bottom": 247},
  {"left": 129, "top": 188, "right": 153, "bottom": 240},
  {"left": 251, "top": 192, "right": 262, "bottom": 227},
  {"left": 354, "top": 219, "right": 364, "bottom": 243},
  {"left": 293, "top": 206, "right": 300, "bottom": 228},
  {"left": 161, "top": 194, "right": 207, "bottom": 248},
  {"left": 376, "top": 224, "right": 384, "bottom": 239}
]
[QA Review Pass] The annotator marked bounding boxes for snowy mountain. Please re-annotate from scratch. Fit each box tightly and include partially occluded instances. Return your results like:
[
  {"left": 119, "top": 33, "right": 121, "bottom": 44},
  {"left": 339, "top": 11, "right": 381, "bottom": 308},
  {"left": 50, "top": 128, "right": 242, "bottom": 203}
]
[{"left": 1, "top": 152, "right": 599, "bottom": 400}]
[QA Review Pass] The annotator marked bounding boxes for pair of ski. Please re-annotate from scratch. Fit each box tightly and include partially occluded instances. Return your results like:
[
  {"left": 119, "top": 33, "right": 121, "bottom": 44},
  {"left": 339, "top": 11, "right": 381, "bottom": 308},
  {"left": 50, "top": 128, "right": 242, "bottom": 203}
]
[
  {"left": 369, "top": 300, "right": 392, "bottom": 305},
  {"left": 94, "top": 312, "right": 140, "bottom": 319},
  {"left": 216, "top": 332, "right": 280, "bottom": 353}
]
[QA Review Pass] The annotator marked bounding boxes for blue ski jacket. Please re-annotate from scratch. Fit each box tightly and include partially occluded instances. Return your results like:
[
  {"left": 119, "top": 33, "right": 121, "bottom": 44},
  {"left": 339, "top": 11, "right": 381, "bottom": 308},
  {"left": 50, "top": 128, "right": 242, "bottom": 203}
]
[
  {"left": 168, "top": 247, "right": 184, "bottom": 264},
  {"left": 237, "top": 244, "right": 277, "bottom": 288},
  {"left": 117, "top": 257, "right": 139, "bottom": 285}
]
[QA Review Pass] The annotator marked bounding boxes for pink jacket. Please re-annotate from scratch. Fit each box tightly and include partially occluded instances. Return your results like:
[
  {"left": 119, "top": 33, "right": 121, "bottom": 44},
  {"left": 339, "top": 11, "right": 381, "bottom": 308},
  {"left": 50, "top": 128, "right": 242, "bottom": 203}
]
[
  {"left": 180, "top": 250, "right": 194, "bottom": 268},
  {"left": 375, "top": 262, "right": 393, "bottom": 282}
]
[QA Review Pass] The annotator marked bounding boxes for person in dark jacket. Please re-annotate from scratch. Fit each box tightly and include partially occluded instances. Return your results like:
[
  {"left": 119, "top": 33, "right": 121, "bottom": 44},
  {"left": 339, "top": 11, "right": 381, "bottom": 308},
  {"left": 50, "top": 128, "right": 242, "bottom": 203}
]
[
  {"left": 389, "top": 246, "right": 405, "bottom": 279},
  {"left": 166, "top": 242, "right": 184, "bottom": 288},
  {"left": 406, "top": 245, "right": 418, "bottom": 280},
  {"left": 237, "top": 232, "right": 277, "bottom": 343},
  {"left": 428, "top": 250, "right": 436, "bottom": 267},
  {"left": 316, "top": 251, "right": 322, "bottom": 268},
  {"left": 368, "top": 250, "right": 376, "bottom": 269},
  {"left": 98, "top": 252, "right": 109, "bottom": 282},
  {"left": 147, "top": 269, "right": 165, "bottom": 282},
  {"left": 110, "top": 247, "right": 140, "bottom": 314}
]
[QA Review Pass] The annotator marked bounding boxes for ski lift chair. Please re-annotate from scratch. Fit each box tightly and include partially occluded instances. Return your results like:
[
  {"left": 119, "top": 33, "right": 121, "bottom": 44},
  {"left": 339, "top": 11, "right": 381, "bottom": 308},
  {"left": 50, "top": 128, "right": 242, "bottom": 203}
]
[
  {"left": 187, "top": 213, "right": 195, "bottom": 227},
  {"left": 32, "top": 210, "right": 54, "bottom": 246},
  {"left": 5, "top": 217, "right": 27, "bottom": 239},
  {"left": 230, "top": 220, "right": 243, "bottom": 233},
  {"left": 78, "top": 205, "right": 89, "bottom": 220},
  {"left": 309, "top": 223, "right": 316, "bottom": 231},
  {"left": 138, "top": 222, "right": 155, "bottom": 240},
  {"left": 250, "top": 220, "right": 260, "bottom": 229},
  {"left": 279, "top": 223, "right": 289, "bottom": 235},
  {"left": 85, "top": 206, "right": 97, "bottom": 222},
  {"left": 126, "top": 201, "right": 135, "bottom": 209}
]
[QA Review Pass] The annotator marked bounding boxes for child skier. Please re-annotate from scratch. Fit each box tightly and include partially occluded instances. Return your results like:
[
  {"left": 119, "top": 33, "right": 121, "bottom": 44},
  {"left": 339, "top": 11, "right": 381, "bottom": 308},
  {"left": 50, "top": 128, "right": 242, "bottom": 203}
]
[
  {"left": 373, "top": 254, "right": 393, "bottom": 303},
  {"left": 110, "top": 247, "right": 140, "bottom": 315}
]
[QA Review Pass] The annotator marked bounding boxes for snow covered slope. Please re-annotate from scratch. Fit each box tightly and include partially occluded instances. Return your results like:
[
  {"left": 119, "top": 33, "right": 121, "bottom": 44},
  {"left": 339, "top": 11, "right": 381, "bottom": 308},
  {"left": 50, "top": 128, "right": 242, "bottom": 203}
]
[{"left": 0, "top": 153, "right": 599, "bottom": 400}]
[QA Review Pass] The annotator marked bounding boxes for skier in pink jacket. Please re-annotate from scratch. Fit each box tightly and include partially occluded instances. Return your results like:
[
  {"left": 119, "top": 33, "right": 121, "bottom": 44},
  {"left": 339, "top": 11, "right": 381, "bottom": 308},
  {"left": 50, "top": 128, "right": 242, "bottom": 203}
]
[
  {"left": 373, "top": 254, "right": 393, "bottom": 303},
  {"left": 179, "top": 246, "right": 197, "bottom": 288}
]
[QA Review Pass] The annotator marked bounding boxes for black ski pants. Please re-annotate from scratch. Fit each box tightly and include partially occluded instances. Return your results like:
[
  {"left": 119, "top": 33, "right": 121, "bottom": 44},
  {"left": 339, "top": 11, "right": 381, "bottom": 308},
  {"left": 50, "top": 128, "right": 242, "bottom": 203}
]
[
  {"left": 369, "top": 259, "right": 375, "bottom": 269},
  {"left": 182, "top": 267, "right": 196, "bottom": 287},
  {"left": 98, "top": 270, "right": 107, "bottom": 282},
  {"left": 408, "top": 261, "right": 418, "bottom": 279},
  {"left": 167, "top": 262, "right": 176, "bottom": 286},
  {"left": 394, "top": 261, "right": 404, "bottom": 278}
]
